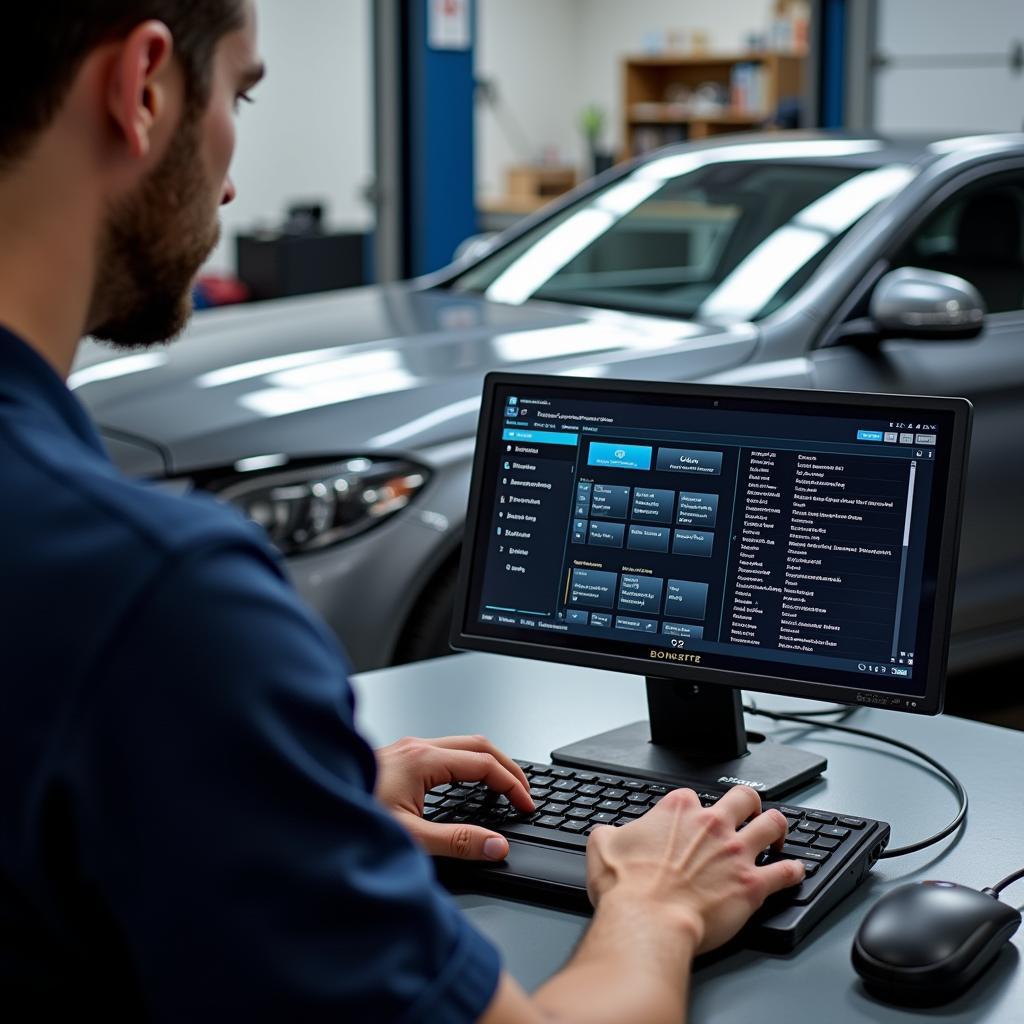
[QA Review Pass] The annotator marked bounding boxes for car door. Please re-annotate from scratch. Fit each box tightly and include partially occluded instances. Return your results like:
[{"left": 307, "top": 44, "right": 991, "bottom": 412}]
[{"left": 809, "top": 166, "right": 1024, "bottom": 668}]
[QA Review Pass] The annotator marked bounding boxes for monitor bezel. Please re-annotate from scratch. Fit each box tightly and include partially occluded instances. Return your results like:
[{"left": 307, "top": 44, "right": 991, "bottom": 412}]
[{"left": 450, "top": 372, "right": 972, "bottom": 717}]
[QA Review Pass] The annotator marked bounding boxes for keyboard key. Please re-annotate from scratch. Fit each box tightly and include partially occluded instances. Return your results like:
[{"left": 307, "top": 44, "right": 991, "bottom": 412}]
[
  {"left": 578, "top": 784, "right": 603, "bottom": 797},
  {"left": 698, "top": 792, "right": 721, "bottom": 804},
  {"left": 626, "top": 792, "right": 650, "bottom": 804},
  {"left": 552, "top": 779, "right": 578, "bottom": 793},
  {"left": 596, "top": 775, "right": 624, "bottom": 786},
  {"left": 566, "top": 807, "right": 593, "bottom": 820},
  {"left": 545, "top": 802, "right": 569, "bottom": 816},
  {"left": 613, "top": 817, "right": 633, "bottom": 827},
  {"left": 573, "top": 796, "right": 599, "bottom": 808},
  {"left": 603, "top": 788, "right": 627, "bottom": 800},
  {"left": 623, "top": 780, "right": 647, "bottom": 791},
  {"left": 530, "top": 787, "right": 552, "bottom": 800},
  {"left": 819, "top": 825, "right": 851, "bottom": 840},
  {"left": 796, "top": 860, "right": 820, "bottom": 876},
  {"left": 536, "top": 815, "right": 565, "bottom": 828},
  {"left": 561, "top": 820, "right": 590, "bottom": 833},
  {"left": 785, "top": 832, "right": 812, "bottom": 847},
  {"left": 529, "top": 766, "right": 552, "bottom": 777},
  {"left": 784, "top": 816, "right": 800, "bottom": 830},
  {"left": 813, "top": 836, "right": 841, "bottom": 851},
  {"left": 620, "top": 805, "right": 646, "bottom": 817},
  {"left": 837, "top": 816, "right": 866, "bottom": 829},
  {"left": 591, "top": 811, "right": 617, "bottom": 824},
  {"left": 783, "top": 845, "right": 828, "bottom": 861},
  {"left": 549, "top": 768, "right": 574, "bottom": 778},
  {"left": 776, "top": 806, "right": 805, "bottom": 818},
  {"left": 597, "top": 800, "right": 625, "bottom": 812},
  {"left": 647, "top": 784, "right": 670, "bottom": 795},
  {"left": 806, "top": 811, "right": 836, "bottom": 825},
  {"left": 424, "top": 792, "right": 444, "bottom": 806},
  {"left": 576, "top": 772, "right": 598, "bottom": 782},
  {"left": 795, "top": 821, "right": 820, "bottom": 834}
]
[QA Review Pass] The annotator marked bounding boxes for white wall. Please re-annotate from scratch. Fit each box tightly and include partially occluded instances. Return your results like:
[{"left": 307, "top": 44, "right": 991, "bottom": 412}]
[
  {"left": 476, "top": 0, "right": 776, "bottom": 200},
  {"left": 476, "top": 0, "right": 579, "bottom": 198},
  {"left": 874, "top": 0, "right": 1024, "bottom": 134},
  {"left": 206, "top": 0, "right": 374, "bottom": 274}
]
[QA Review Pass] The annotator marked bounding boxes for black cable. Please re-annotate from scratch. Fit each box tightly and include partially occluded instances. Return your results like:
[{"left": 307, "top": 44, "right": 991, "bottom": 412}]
[
  {"left": 742, "top": 703, "right": 968, "bottom": 859},
  {"left": 986, "top": 866, "right": 1024, "bottom": 897},
  {"left": 746, "top": 696, "right": 856, "bottom": 719}
]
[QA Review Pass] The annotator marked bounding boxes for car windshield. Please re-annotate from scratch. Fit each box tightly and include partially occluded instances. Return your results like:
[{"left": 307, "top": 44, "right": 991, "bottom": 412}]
[{"left": 453, "top": 146, "right": 914, "bottom": 323}]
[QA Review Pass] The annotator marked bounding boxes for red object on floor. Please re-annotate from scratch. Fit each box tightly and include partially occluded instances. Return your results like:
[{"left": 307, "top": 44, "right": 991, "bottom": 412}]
[{"left": 195, "top": 274, "right": 250, "bottom": 307}]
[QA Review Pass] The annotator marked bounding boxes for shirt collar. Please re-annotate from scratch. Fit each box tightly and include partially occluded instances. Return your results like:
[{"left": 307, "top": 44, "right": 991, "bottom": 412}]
[{"left": 0, "top": 325, "right": 108, "bottom": 458}]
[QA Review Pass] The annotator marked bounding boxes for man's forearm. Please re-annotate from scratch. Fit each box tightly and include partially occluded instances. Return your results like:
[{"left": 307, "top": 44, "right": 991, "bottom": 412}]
[{"left": 530, "top": 889, "right": 700, "bottom": 1024}]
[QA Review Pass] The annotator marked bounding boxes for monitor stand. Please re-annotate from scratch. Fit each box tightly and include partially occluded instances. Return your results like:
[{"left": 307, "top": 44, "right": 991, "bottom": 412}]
[{"left": 551, "top": 676, "right": 826, "bottom": 801}]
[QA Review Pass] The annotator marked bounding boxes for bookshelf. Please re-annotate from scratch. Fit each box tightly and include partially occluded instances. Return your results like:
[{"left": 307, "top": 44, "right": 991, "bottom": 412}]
[{"left": 622, "top": 52, "right": 806, "bottom": 159}]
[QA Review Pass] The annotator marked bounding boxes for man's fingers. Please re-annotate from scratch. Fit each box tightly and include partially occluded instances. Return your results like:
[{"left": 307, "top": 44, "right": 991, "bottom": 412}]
[
  {"left": 413, "top": 819, "right": 510, "bottom": 861},
  {"left": 426, "top": 735, "right": 531, "bottom": 792},
  {"left": 756, "top": 855, "right": 806, "bottom": 895},
  {"left": 435, "top": 748, "right": 535, "bottom": 811},
  {"left": 739, "top": 808, "right": 789, "bottom": 853},
  {"left": 714, "top": 784, "right": 763, "bottom": 827},
  {"left": 647, "top": 786, "right": 700, "bottom": 817}
]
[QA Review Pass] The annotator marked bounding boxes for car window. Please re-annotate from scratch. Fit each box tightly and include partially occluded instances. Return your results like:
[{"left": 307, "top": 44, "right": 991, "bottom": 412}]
[
  {"left": 453, "top": 154, "right": 914, "bottom": 323},
  {"left": 893, "top": 172, "right": 1024, "bottom": 314}
]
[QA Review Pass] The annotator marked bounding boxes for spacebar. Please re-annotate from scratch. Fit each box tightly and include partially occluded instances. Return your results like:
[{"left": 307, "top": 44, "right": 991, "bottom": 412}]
[{"left": 497, "top": 820, "right": 589, "bottom": 851}]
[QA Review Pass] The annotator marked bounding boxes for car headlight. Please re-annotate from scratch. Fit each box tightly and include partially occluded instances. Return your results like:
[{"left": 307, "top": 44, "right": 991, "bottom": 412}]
[{"left": 207, "top": 457, "right": 429, "bottom": 555}]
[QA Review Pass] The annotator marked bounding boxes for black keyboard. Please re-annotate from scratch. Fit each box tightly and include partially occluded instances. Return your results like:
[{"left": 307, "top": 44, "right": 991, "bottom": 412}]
[{"left": 432, "top": 760, "right": 891, "bottom": 951}]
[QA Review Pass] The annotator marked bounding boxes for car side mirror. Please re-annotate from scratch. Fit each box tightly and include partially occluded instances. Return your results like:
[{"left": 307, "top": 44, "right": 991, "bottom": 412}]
[{"left": 869, "top": 267, "right": 986, "bottom": 340}]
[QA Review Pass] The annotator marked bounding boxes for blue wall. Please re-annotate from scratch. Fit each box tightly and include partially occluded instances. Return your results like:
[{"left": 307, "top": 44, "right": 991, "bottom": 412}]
[{"left": 407, "top": 0, "right": 478, "bottom": 276}]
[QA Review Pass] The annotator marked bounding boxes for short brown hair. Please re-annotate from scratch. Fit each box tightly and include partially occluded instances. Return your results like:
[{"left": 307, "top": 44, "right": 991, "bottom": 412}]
[{"left": 0, "top": 1, "right": 245, "bottom": 168}]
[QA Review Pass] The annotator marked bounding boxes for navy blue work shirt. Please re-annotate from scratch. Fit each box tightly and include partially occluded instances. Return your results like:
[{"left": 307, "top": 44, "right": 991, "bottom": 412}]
[{"left": 0, "top": 327, "right": 500, "bottom": 1020}]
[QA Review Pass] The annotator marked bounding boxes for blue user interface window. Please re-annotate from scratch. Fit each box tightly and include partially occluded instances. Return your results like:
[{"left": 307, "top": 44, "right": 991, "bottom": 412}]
[{"left": 470, "top": 383, "right": 950, "bottom": 701}]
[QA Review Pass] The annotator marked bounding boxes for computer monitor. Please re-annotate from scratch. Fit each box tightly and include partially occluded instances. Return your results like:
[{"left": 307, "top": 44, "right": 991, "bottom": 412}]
[{"left": 451, "top": 373, "right": 972, "bottom": 799}]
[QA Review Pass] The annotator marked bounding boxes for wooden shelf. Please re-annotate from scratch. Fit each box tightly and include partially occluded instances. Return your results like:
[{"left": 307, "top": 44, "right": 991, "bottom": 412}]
[
  {"left": 627, "top": 108, "right": 767, "bottom": 126},
  {"left": 625, "top": 50, "right": 806, "bottom": 68},
  {"left": 622, "top": 51, "right": 806, "bottom": 157}
]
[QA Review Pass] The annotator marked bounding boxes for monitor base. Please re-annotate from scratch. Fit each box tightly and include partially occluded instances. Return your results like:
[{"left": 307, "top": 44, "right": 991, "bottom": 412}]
[{"left": 551, "top": 720, "right": 826, "bottom": 801}]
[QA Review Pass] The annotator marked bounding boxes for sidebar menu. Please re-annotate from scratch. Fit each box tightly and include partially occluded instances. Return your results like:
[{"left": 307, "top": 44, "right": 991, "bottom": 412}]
[{"left": 476, "top": 430, "right": 578, "bottom": 627}]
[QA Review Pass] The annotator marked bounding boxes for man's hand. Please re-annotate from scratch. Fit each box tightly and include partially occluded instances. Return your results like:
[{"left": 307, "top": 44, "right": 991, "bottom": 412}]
[
  {"left": 585, "top": 784, "right": 804, "bottom": 954},
  {"left": 375, "top": 735, "right": 534, "bottom": 862}
]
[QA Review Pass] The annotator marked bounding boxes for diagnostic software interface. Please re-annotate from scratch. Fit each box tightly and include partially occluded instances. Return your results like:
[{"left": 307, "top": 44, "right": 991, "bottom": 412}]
[{"left": 461, "top": 379, "right": 962, "bottom": 709}]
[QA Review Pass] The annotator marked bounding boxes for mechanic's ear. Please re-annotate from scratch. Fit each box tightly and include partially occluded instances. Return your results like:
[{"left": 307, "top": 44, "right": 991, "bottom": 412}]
[{"left": 105, "top": 20, "right": 176, "bottom": 160}]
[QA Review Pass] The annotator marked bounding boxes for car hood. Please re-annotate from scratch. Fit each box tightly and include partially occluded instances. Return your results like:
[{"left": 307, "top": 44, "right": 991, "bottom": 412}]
[{"left": 72, "top": 285, "right": 757, "bottom": 474}]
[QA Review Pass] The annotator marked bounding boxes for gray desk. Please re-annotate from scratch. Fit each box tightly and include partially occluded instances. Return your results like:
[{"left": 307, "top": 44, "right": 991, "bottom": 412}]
[{"left": 351, "top": 653, "right": 1024, "bottom": 1022}]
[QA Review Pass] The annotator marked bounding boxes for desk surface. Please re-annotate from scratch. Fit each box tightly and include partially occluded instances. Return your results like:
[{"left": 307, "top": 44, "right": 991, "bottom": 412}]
[{"left": 351, "top": 653, "right": 1024, "bottom": 1022}]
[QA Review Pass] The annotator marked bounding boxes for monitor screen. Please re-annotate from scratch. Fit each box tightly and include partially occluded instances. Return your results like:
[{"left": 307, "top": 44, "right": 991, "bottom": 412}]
[{"left": 452, "top": 373, "right": 971, "bottom": 715}]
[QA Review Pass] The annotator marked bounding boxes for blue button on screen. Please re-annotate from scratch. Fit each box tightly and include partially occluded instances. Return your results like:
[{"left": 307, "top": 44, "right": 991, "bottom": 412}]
[
  {"left": 856, "top": 430, "right": 884, "bottom": 441},
  {"left": 588, "top": 442, "right": 652, "bottom": 471}
]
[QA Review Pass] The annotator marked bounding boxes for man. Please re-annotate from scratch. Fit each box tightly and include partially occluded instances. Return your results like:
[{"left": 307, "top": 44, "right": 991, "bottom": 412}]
[{"left": 0, "top": 3, "right": 803, "bottom": 1020}]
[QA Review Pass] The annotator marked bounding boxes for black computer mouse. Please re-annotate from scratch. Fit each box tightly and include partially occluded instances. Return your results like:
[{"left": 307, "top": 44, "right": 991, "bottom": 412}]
[{"left": 851, "top": 881, "right": 1021, "bottom": 1005}]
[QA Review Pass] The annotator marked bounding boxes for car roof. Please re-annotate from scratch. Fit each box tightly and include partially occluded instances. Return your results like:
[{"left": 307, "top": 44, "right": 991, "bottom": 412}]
[{"left": 629, "top": 129, "right": 1024, "bottom": 172}]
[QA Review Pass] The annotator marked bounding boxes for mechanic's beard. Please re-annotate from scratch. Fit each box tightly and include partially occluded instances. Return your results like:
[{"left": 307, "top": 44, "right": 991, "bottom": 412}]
[{"left": 90, "top": 115, "right": 220, "bottom": 349}]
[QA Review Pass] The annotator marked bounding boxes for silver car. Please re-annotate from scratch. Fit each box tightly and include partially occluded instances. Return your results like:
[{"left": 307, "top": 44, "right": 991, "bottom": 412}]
[{"left": 72, "top": 132, "right": 1024, "bottom": 673}]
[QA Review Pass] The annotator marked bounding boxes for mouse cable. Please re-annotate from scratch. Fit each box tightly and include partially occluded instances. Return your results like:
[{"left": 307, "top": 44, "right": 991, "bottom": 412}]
[
  {"left": 741, "top": 703, "right": 968, "bottom": 859},
  {"left": 984, "top": 866, "right": 1024, "bottom": 898}
]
